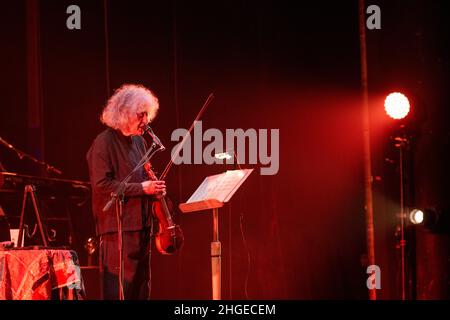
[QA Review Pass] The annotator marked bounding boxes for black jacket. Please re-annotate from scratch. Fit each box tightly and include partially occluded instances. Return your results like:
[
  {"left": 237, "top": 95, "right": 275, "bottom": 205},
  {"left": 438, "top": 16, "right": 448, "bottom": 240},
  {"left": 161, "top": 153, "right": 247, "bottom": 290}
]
[{"left": 86, "top": 128, "right": 152, "bottom": 235}]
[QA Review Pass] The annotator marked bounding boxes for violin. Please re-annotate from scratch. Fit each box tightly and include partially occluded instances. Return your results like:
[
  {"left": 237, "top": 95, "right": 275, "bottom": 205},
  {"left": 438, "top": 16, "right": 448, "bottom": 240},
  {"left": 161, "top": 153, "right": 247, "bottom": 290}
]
[
  {"left": 141, "top": 93, "right": 214, "bottom": 255},
  {"left": 144, "top": 162, "right": 184, "bottom": 255}
]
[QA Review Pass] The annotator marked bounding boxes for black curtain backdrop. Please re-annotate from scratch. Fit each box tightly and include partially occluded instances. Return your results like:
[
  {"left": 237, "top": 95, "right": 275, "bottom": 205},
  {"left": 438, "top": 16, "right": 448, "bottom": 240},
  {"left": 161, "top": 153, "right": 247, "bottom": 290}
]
[{"left": 0, "top": 0, "right": 448, "bottom": 299}]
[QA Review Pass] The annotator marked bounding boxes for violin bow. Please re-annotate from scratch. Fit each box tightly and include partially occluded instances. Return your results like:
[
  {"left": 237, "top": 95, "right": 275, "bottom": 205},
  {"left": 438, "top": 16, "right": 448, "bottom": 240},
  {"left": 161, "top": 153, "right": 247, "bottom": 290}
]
[{"left": 159, "top": 93, "right": 215, "bottom": 180}]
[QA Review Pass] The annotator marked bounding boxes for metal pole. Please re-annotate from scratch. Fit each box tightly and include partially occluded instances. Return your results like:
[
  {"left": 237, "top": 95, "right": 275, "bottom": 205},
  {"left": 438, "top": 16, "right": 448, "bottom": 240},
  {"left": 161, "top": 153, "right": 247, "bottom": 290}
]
[
  {"left": 398, "top": 139, "right": 406, "bottom": 300},
  {"left": 211, "top": 208, "right": 221, "bottom": 300},
  {"left": 358, "top": 0, "right": 377, "bottom": 300},
  {"left": 117, "top": 198, "right": 125, "bottom": 300}
]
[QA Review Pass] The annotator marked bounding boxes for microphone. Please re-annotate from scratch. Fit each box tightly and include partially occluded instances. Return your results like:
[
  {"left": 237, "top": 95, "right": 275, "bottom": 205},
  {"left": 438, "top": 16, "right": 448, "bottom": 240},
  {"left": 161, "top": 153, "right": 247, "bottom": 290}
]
[{"left": 142, "top": 124, "right": 165, "bottom": 150}]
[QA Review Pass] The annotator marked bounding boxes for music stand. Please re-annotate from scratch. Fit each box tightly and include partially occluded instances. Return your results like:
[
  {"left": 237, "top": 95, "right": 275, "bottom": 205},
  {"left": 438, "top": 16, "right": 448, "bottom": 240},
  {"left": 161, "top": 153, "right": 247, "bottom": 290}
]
[{"left": 179, "top": 169, "right": 253, "bottom": 300}]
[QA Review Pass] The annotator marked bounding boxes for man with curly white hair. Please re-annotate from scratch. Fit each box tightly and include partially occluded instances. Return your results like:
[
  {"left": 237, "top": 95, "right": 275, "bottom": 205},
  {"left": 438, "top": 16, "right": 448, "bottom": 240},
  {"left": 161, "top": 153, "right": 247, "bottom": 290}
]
[{"left": 86, "top": 84, "right": 166, "bottom": 299}]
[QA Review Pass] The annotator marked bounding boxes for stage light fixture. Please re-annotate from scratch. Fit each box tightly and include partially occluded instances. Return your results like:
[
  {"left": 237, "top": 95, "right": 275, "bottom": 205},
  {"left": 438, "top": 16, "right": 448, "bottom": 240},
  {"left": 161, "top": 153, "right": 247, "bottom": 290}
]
[
  {"left": 214, "top": 150, "right": 242, "bottom": 170},
  {"left": 384, "top": 92, "right": 410, "bottom": 120},
  {"left": 408, "top": 208, "right": 450, "bottom": 233},
  {"left": 214, "top": 151, "right": 232, "bottom": 160},
  {"left": 409, "top": 208, "right": 424, "bottom": 225}
]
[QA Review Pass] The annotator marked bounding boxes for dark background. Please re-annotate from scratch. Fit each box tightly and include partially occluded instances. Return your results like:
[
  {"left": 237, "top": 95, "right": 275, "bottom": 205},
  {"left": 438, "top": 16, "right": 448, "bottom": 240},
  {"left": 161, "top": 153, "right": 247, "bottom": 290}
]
[{"left": 0, "top": 0, "right": 449, "bottom": 299}]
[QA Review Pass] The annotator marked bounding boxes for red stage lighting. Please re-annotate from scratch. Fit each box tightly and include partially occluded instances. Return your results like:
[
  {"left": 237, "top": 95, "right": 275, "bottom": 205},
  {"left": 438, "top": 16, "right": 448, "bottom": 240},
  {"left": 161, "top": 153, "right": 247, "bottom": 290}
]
[{"left": 384, "top": 92, "right": 410, "bottom": 120}]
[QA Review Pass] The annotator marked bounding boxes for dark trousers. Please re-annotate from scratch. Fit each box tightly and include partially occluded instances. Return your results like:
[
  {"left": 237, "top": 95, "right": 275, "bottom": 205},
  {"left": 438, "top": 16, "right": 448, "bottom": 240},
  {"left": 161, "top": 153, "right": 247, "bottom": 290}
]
[{"left": 99, "top": 229, "right": 152, "bottom": 300}]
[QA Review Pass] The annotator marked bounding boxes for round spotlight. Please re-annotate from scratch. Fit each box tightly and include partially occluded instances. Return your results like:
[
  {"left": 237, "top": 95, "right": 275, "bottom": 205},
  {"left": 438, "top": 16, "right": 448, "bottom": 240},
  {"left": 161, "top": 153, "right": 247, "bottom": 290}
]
[
  {"left": 384, "top": 92, "right": 410, "bottom": 120},
  {"left": 409, "top": 209, "right": 424, "bottom": 225}
]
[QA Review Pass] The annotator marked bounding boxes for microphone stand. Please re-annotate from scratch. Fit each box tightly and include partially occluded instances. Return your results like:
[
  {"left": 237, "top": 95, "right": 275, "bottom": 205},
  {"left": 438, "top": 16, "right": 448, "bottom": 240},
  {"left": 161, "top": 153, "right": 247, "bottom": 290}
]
[
  {"left": 103, "top": 137, "right": 164, "bottom": 300},
  {"left": 0, "top": 135, "right": 63, "bottom": 175}
]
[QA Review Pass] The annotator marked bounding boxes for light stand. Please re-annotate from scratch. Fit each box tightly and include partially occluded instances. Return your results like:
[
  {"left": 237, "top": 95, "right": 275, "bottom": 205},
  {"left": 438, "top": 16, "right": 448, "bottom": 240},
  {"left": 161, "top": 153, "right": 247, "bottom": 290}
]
[
  {"left": 216, "top": 150, "right": 241, "bottom": 299},
  {"left": 394, "top": 133, "right": 409, "bottom": 300},
  {"left": 384, "top": 91, "right": 413, "bottom": 300}
]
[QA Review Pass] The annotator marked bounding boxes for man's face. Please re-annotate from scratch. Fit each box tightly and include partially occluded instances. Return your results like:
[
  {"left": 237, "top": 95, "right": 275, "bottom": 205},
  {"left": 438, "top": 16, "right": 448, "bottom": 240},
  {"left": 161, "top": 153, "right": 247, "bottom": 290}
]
[{"left": 123, "top": 111, "right": 149, "bottom": 136}]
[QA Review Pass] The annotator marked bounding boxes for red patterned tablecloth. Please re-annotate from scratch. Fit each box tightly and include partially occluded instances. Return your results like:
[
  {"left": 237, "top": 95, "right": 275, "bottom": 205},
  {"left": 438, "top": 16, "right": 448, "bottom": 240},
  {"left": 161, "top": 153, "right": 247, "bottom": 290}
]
[{"left": 0, "top": 248, "right": 85, "bottom": 300}]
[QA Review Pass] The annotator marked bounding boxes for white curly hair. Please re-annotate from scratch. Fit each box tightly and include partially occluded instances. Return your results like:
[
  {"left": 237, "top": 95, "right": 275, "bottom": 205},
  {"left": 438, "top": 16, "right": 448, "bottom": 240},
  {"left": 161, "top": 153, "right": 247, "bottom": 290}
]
[{"left": 100, "top": 84, "right": 159, "bottom": 131}]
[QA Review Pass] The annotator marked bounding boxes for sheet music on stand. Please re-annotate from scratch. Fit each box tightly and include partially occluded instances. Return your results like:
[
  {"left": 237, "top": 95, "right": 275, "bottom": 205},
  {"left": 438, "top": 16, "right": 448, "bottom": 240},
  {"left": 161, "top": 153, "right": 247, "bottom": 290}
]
[
  {"left": 178, "top": 168, "right": 253, "bottom": 300},
  {"left": 180, "top": 169, "right": 253, "bottom": 213}
]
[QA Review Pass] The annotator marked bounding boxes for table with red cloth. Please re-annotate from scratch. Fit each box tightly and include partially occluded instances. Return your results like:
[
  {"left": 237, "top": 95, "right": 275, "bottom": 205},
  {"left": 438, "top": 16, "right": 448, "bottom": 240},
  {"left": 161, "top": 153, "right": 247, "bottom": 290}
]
[{"left": 0, "top": 248, "right": 85, "bottom": 300}]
